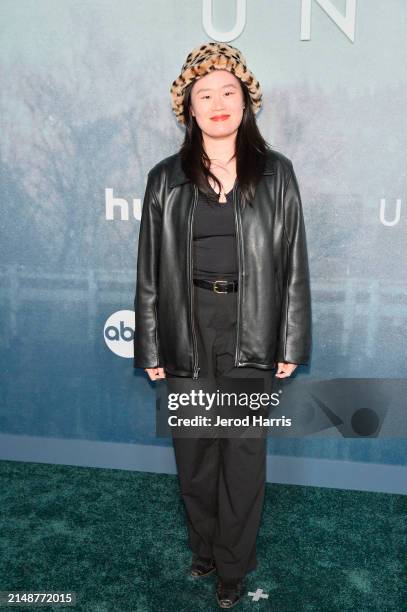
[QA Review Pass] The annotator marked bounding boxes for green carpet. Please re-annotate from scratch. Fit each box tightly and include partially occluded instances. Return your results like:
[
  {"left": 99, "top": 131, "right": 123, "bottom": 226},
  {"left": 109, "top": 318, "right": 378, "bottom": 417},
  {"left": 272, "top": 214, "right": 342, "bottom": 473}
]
[{"left": 0, "top": 459, "right": 405, "bottom": 611}]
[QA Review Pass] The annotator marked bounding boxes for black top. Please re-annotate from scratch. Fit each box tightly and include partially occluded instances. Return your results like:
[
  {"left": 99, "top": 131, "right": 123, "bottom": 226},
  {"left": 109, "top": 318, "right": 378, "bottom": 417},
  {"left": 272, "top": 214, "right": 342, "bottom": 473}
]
[{"left": 192, "top": 182, "right": 238, "bottom": 281}]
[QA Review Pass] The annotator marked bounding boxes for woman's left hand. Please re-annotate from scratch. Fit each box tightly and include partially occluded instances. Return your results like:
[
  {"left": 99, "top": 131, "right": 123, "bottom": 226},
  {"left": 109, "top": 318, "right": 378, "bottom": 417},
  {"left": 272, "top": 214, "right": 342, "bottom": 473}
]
[{"left": 274, "top": 362, "right": 298, "bottom": 378}]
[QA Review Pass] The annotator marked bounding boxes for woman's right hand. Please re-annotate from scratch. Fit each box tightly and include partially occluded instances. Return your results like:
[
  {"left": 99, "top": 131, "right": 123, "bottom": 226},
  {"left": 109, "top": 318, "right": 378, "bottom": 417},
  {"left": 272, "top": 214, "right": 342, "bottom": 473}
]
[{"left": 145, "top": 367, "right": 166, "bottom": 381}]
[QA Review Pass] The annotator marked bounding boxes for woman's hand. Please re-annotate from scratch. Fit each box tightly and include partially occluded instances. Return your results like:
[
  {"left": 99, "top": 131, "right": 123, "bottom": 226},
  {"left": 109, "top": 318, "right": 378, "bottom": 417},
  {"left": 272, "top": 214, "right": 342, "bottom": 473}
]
[
  {"left": 274, "top": 362, "right": 298, "bottom": 378},
  {"left": 145, "top": 367, "right": 166, "bottom": 381}
]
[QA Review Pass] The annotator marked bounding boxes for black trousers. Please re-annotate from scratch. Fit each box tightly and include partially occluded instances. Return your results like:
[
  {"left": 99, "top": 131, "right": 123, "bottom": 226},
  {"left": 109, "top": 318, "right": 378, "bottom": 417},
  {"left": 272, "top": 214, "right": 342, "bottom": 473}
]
[{"left": 166, "top": 283, "right": 275, "bottom": 581}]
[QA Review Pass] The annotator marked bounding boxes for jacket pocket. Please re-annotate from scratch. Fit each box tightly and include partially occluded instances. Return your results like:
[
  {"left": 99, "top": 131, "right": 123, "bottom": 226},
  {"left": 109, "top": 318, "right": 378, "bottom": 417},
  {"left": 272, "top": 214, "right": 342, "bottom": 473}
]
[{"left": 274, "top": 266, "right": 282, "bottom": 308}]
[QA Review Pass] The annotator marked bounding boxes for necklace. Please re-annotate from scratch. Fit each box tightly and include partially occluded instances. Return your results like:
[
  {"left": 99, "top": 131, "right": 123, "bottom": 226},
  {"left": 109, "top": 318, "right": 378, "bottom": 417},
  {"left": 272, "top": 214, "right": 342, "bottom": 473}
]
[
  {"left": 207, "top": 186, "right": 229, "bottom": 206},
  {"left": 218, "top": 189, "right": 227, "bottom": 204},
  {"left": 207, "top": 178, "right": 236, "bottom": 205}
]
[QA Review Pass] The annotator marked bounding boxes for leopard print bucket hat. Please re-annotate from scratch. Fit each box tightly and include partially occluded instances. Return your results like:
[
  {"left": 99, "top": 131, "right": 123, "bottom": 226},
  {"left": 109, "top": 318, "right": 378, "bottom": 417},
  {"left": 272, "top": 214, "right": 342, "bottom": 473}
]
[{"left": 170, "top": 42, "right": 262, "bottom": 125}]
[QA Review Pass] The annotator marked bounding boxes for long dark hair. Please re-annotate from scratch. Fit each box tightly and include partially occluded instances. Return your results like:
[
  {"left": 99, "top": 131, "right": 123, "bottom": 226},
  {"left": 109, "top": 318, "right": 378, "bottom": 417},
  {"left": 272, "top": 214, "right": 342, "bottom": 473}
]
[{"left": 179, "top": 78, "right": 273, "bottom": 205}]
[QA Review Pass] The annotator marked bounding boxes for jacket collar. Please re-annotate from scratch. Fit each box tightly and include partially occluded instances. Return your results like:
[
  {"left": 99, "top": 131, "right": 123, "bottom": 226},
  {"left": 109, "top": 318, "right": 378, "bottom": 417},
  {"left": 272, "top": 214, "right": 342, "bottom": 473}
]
[{"left": 168, "top": 151, "right": 277, "bottom": 189}]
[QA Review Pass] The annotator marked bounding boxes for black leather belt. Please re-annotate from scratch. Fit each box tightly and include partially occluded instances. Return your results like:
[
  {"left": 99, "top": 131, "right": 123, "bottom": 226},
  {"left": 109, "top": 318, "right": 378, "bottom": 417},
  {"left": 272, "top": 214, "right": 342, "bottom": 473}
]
[{"left": 193, "top": 279, "right": 238, "bottom": 294}]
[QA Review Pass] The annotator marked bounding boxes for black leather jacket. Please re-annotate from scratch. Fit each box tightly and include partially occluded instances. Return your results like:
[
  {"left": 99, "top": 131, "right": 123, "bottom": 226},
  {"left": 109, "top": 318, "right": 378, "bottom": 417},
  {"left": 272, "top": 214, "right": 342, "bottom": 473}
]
[{"left": 133, "top": 148, "right": 312, "bottom": 378}]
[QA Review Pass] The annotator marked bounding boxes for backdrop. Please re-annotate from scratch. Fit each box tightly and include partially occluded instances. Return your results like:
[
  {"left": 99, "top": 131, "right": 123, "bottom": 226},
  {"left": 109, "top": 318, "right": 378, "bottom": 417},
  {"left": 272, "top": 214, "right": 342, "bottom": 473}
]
[{"left": 1, "top": 0, "right": 406, "bottom": 493}]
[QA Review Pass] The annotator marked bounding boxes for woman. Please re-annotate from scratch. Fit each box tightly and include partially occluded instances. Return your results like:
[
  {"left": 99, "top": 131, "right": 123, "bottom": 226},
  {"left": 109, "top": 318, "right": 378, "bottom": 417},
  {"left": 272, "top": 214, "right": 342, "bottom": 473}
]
[{"left": 134, "top": 42, "right": 312, "bottom": 609}]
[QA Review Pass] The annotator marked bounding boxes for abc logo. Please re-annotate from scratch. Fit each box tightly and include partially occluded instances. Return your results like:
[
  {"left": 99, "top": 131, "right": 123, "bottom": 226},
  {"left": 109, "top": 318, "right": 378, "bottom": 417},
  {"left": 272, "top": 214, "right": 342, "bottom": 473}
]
[{"left": 104, "top": 310, "right": 135, "bottom": 358}]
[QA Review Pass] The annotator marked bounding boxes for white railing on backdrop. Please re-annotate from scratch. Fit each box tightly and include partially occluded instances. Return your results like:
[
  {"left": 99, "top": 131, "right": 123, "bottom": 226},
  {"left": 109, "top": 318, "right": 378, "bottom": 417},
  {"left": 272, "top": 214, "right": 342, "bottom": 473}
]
[{"left": 1, "top": 264, "right": 406, "bottom": 357}]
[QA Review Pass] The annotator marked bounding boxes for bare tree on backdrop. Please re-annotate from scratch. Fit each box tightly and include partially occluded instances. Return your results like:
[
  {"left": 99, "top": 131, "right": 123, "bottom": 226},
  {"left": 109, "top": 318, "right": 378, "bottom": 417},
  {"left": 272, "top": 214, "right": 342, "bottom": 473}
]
[{"left": 0, "top": 13, "right": 177, "bottom": 271}]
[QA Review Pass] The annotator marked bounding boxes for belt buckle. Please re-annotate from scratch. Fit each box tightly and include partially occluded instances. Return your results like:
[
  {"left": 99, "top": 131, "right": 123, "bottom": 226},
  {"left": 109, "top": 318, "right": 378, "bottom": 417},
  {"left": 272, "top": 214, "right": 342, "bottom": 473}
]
[{"left": 213, "top": 280, "right": 228, "bottom": 294}]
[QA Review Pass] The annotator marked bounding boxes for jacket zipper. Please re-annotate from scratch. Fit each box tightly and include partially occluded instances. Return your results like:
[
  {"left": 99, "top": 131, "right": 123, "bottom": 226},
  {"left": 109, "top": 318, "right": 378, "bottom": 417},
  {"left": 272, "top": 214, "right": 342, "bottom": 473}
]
[
  {"left": 190, "top": 183, "right": 242, "bottom": 376},
  {"left": 190, "top": 185, "right": 200, "bottom": 379},
  {"left": 233, "top": 184, "right": 243, "bottom": 367}
]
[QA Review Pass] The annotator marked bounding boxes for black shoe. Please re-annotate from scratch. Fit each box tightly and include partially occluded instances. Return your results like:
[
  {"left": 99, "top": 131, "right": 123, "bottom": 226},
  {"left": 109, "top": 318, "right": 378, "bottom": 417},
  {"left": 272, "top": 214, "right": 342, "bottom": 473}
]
[
  {"left": 215, "top": 577, "right": 246, "bottom": 608},
  {"left": 190, "top": 553, "right": 216, "bottom": 578}
]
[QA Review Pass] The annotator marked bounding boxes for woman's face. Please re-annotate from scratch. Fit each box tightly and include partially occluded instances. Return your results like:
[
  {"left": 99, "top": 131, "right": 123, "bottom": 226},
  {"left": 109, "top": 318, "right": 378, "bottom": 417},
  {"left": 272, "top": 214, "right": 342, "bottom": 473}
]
[{"left": 190, "top": 69, "right": 244, "bottom": 138}]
